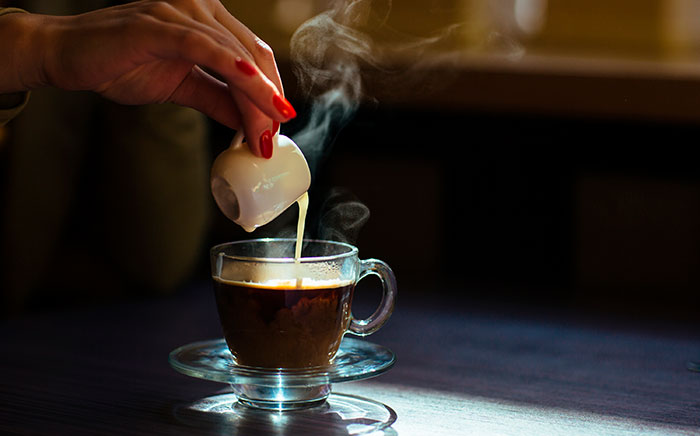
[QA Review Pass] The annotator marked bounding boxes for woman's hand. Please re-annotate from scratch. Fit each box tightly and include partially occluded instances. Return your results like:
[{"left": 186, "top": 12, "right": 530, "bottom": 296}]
[{"left": 0, "top": 0, "right": 295, "bottom": 157}]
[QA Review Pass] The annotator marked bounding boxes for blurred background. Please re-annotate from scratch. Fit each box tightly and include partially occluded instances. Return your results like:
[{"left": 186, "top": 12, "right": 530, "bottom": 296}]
[
  {"left": 216, "top": 0, "right": 700, "bottom": 323},
  {"left": 3, "top": 0, "right": 700, "bottom": 323}
]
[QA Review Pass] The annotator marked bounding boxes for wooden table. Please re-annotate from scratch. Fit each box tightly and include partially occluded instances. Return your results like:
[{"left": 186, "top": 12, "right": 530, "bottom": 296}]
[{"left": 1, "top": 283, "right": 699, "bottom": 435}]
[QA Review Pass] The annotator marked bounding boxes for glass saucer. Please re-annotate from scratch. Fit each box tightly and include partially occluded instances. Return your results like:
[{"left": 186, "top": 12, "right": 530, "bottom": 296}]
[
  {"left": 173, "top": 392, "right": 397, "bottom": 435},
  {"left": 169, "top": 337, "right": 395, "bottom": 410}
]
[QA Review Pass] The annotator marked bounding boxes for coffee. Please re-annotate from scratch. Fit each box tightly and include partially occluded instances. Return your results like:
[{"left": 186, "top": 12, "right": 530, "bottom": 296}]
[
  {"left": 213, "top": 277, "right": 355, "bottom": 368},
  {"left": 210, "top": 239, "right": 396, "bottom": 376}
]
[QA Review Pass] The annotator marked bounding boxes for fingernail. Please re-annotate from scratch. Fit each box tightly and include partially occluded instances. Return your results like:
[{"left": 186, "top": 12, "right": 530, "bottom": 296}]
[
  {"left": 260, "top": 130, "right": 273, "bottom": 159},
  {"left": 272, "top": 94, "right": 297, "bottom": 119},
  {"left": 272, "top": 121, "right": 280, "bottom": 135},
  {"left": 235, "top": 57, "right": 257, "bottom": 76}
]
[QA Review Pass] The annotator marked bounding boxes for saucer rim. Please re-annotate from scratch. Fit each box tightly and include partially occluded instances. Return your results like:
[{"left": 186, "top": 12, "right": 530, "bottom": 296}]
[{"left": 168, "top": 337, "right": 396, "bottom": 386}]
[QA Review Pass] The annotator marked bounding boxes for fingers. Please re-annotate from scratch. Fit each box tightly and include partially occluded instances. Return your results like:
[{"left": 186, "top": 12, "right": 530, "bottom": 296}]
[
  {"left": 190, "top": 1, "right": 292, "bottom": 156},
  {"left": 212, "top": 5, "right": 285, "bottom": 97},
  {"left": 231, "top": 89, "right": 274, "bottom": 158},
  {"left": 169, "top": 65, "right": 242, "bottom": 129},
  {"left": 132, "top": 7, "right": 294, "bottom": 124},
  {"left": 222, "top": 20, "right": 288, "bottom": 142},
  {"left": 210, "top": 3, "right": 293, "bottom": 156},
  {"left": 115, "top": 0, "right": 297, "bottom": 158}
]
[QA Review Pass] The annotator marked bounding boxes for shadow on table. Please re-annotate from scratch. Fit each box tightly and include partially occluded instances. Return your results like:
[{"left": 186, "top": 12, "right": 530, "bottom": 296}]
[{"left": 171, "top": 392, "right": 398, "bottom": 436}]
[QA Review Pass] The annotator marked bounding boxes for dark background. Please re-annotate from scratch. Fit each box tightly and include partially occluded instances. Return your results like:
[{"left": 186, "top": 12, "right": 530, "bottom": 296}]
[
  {"left": 216, "top": 114, "right": 700, "bottom": 324},
  {"left": 203, "top": 63, "right": 700, "bottom": 325},
  {"left": 204, "top": 0, "right": 700, "bottom": 325},
  {"left": 3, "top": 0, "right": 700, "bottom": 326}
]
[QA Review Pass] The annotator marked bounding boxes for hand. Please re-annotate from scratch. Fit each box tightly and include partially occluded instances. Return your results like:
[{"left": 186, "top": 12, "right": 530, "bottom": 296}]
[{"left": 0, "top": 0, "right": 296, "bottom": 157}]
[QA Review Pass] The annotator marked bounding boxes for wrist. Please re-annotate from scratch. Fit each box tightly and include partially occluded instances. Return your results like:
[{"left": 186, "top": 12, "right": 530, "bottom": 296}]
[{"left": 0, "top": 11, "right": 52, "bottom": 93}]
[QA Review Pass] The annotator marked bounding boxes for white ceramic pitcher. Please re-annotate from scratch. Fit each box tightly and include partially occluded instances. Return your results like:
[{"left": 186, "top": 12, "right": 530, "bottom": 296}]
[{"left": 210, "top": 131, "right": 311, "bottom": 232}]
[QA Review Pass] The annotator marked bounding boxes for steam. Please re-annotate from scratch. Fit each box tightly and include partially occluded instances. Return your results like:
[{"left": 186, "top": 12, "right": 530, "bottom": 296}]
[
  {"left": 289, "top": 0, "right": 477, "bottom": 176},
  {"left": 289, "top": 0, "right": 381, "bottom": 176},
  {"left": 287, "top": 0, "right": 384, "bottom": 245},
  {"left": 287, "top": 0, "right": 524, "bottom": 244},
  {"left": 316, "top": 187, "right": 370, "bottom": 244},
  {"left": 287, "top": 0, "right": 462, "bottom": 245}
]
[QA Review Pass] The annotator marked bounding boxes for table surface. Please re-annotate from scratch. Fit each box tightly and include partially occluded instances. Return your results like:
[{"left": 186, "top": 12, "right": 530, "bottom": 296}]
[{"left": 1, "top": 283, "right": 699, "bottom": 436}]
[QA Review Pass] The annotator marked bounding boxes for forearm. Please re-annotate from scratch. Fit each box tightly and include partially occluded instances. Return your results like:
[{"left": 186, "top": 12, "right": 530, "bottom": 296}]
[{"left": 0, "top": 8, "right": 49, "bottom": 94}]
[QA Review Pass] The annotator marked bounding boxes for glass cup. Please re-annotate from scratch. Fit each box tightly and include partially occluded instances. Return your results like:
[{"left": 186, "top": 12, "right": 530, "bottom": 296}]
[{"left": 210, "top": 238, "right": 397, "bottom": 409}]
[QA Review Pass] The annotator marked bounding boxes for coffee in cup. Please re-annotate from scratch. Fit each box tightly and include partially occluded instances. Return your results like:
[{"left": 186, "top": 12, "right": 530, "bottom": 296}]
[{"left": 210, "top": 238, "right": 396, "bottom": 369}]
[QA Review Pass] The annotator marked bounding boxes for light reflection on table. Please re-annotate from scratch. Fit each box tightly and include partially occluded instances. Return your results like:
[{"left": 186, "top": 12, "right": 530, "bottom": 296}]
[{"left": 337, "top": 381, "right": 696, "bottom": 436}]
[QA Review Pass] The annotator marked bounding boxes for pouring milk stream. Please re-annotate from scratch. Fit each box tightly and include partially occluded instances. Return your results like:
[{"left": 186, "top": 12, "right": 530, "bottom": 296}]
[{"left": 210, "top": 131, "right": 311, "bottom": 274}]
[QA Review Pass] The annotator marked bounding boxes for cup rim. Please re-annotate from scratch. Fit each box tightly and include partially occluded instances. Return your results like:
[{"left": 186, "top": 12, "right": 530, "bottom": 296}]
[{"left": 210, "top": 238, "right": 359, "bottom": 263}]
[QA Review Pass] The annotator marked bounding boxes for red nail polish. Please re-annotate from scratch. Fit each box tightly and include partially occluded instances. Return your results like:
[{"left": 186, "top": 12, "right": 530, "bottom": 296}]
[
  {"left": 272, "top": 94, "right": 297, "bottom": 119},
  {"left": 272, "top": 121, "right": 280, "bottom": 135},
  {"left": 260, "top": 130, "right": 273, "bottom": 159},
  {"left": 235, "top": 57, "right": 257, "bottom": 76}
]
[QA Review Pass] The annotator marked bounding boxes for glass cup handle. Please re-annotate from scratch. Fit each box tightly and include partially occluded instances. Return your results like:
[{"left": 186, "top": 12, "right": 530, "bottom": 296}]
[{"left": 348, "top": 259, "right": 397, "bottom": 336}]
